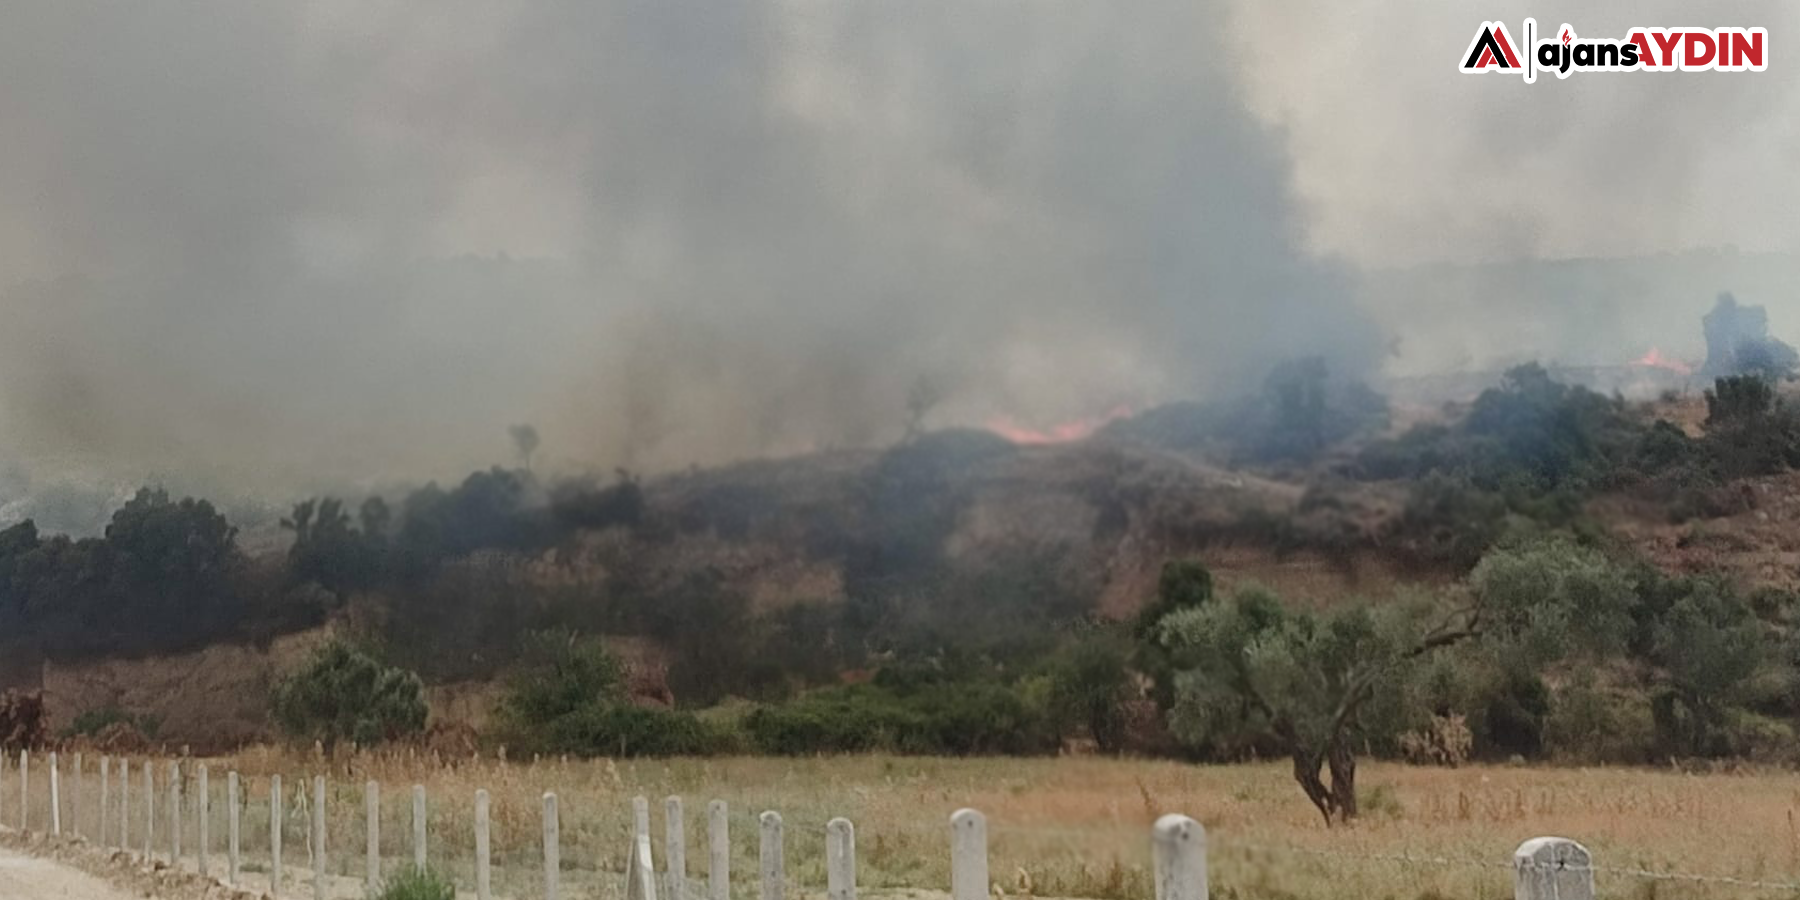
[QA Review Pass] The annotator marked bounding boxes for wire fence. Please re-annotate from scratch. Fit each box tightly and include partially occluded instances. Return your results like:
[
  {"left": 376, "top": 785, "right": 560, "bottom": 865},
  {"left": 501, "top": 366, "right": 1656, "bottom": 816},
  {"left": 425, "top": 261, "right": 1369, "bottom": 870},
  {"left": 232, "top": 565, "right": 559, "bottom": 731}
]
[{"left": 3, "top": 750, "right": 1799, "bottom": 899}]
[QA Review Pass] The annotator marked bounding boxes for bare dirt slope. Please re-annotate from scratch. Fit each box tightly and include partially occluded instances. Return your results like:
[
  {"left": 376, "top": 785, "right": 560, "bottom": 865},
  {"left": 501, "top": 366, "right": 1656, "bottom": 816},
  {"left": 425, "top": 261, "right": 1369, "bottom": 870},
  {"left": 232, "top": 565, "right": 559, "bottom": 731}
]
[{"left": 0, "top": 845, "right": 142, "bottom": 900}]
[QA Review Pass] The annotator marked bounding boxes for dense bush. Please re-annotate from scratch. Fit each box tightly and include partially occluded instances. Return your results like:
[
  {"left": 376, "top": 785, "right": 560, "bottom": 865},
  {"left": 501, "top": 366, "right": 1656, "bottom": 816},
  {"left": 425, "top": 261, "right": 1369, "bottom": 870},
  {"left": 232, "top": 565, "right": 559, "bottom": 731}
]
[
  {"left": 1701, "top": 375, "right": 1800, "bottom": 479},
  {"left": 746, "top": 676, "right": 1056, "bottom": 756},
  {"left": 65, "top": 706, "right": 162, "bottom": 741},
  {"left": 1357, "top": 364, "right": 1639, "bottom": 493},
  {"left": 496, "top": 631, "right": 719, "bottom": 757},
  {"left": 270, "top": 642, "right": 428, "bottom": 749}
]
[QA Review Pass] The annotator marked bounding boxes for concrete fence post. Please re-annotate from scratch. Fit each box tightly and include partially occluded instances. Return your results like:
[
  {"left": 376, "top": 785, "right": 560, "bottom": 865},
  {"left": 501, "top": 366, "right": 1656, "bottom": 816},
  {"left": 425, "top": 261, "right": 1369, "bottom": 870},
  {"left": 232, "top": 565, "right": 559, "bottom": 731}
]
[
  {"left": 665, "top": 795, "right": 687, "bottom": 900},
  {"left": 543, "top": 792, "right": 561, "bottom": 900},
  {"left": 313, "top": 776, "right": 327, "bottom": 900},
  {"left": 366, "top": 780, "right": 381, "bottom": 892},
  {"left": 72, "top": 753, "right": 82, "bottom": 839},
  {"left": 708, "top": 800, "right": 729, "bottom": 900},
  {"left": 272, "top": 774, "right": 284, "bottom": 898},
  {"left": 169, "top": 760, "right": 181, "bottom": 863},
  {"left": 950, "top": 809, "right": 987, "bottom": 900},
  {"left": 99, "top": 755, "right": 110, "bottom": 849},
  {"left": 227, "top": 771, "right": 240, "bottom": 886},
  {"left": 1152, "top": 815, "right": 1207, "bottom": 900},
  {"left": 826, "top": 817, "right": 856, "bottom": 900},
  {"left": 634, "top": 794, "right": 651, "bottom": 845},
  {"left": 627, "top": 828, "right": 659, "bottom": 900},
  {"left": 759, "top": 810, "right": 784, "bottom": 900},
  {"left": 117, "top": 758, "right": 129, "bottom": 852},
  {"left": 142, "top": 761, "right": 153, "bottom": 862},
  {"left": 1513, "top": 837, "right": 1594, "bottom": 900},
  {"left": 412, "top": 784, "right": 427, "bottom": 870},
  {"left": 198, "top": 765, "right": 210, "bottom": 877},
  {"left": 49, "top": 751, "right": 61, "bottom": 836},
  {"left": 475, "top": 789, "right": 493, "bottom": 900}
]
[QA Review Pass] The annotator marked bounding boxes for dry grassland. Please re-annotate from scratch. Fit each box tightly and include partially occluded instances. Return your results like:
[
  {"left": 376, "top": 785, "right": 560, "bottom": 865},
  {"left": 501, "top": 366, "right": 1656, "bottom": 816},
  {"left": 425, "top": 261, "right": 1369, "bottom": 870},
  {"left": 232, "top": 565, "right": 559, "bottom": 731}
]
[{"left": 92, "top": 752, "right": 1787, "bottom": 900}]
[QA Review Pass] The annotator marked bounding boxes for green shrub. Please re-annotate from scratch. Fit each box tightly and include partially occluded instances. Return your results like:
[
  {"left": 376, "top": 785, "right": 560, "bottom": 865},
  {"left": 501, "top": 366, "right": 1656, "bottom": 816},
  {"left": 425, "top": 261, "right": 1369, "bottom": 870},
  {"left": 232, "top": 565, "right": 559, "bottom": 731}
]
[
  {"left": 1387, "top": 474, "right": 1509, "bottom": 570},
  {"left": 745, "top": 678, "right": 1056, "bottom": 756},
  {"left": 497, "top": 630, "right": 721, "bottom": 757},
  {"left": 270, "top": 641, "right": 427, "bottom": 749},
  {"left": 540, "top": 703, "right": 721, "bottom": 757},
  {"left": 65, "top": 707, "right": 161, "bottom": 740},
  {"left": 375, "top": 866, "right": 454, "bottom": 900}
]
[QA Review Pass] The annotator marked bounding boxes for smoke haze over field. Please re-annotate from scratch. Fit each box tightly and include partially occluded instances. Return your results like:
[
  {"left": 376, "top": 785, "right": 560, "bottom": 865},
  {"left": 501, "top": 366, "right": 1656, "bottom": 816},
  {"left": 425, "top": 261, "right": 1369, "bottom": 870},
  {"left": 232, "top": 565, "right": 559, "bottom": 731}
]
[{"left": 1, "top": 1, "right": 1797, "bottom": 503}]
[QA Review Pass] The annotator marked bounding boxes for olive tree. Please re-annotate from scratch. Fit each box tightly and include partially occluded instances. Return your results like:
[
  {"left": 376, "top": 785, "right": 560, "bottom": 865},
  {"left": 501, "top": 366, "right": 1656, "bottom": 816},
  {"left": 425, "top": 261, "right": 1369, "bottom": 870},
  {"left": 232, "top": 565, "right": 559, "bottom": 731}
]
[
  {"left": 1150, "top": 539, "right": 1637, "bottom": 825},
  {"left": 1156, "top": 587, "right": 1475, "bottom": 824}
]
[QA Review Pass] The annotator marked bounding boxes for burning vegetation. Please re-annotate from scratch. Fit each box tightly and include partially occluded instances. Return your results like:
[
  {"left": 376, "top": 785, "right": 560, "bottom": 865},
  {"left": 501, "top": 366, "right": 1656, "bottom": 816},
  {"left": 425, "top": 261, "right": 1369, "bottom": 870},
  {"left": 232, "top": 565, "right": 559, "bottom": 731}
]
[{"left": 4, "top": 297, "right": 1800, "bottom": 823}]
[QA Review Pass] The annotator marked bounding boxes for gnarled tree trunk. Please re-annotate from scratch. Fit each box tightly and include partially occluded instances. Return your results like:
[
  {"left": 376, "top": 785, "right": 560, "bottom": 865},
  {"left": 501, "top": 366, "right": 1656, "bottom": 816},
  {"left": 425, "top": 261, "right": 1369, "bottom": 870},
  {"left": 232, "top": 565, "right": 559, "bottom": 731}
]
[{"left": 1291, "top": 734, "right": 1359, "bottom": 826}]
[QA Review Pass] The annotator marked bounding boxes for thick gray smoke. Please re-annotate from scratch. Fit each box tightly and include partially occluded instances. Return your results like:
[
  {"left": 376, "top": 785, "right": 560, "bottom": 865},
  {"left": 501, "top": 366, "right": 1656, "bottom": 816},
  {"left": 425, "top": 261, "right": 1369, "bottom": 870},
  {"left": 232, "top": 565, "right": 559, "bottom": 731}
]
[
  {"left": 2, "top": 1, "right": 1793, "bottom": 510},
  {"left": 0, "top": 1, "right": 1378, "bottom": 498},
  {"left": 1227, "top": 1, "right": 1800, "bottom": 376}
]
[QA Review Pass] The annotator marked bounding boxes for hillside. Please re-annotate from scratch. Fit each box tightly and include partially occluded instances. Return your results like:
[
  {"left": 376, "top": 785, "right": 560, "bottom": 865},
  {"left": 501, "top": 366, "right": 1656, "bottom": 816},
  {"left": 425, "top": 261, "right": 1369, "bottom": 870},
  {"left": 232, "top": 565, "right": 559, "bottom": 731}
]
[{"left": 11, "top": 358, "right": 1800, "bottom": 762}]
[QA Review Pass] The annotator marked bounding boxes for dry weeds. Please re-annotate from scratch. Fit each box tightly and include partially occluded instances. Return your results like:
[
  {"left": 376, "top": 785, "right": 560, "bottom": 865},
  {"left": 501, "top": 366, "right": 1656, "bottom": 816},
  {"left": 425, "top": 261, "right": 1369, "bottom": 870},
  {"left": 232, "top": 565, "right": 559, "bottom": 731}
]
[{"left": 11, "top": 751, "right": 1800, "bottom": 900}]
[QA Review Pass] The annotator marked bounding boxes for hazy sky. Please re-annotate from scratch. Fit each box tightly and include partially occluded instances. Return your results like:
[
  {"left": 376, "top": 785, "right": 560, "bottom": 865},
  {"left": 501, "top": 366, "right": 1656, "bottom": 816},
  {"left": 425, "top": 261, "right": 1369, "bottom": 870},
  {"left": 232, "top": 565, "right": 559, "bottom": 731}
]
[{"left": 0, "top": 1, "right": 1795, "bottom": 499}]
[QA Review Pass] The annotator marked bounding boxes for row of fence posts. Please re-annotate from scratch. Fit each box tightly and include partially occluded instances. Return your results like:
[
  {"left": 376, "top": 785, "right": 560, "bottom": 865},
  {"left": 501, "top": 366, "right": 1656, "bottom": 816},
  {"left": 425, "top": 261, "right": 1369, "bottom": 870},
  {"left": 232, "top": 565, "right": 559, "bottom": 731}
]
[{"left": 1, "top": 750, "right": 1595, "bottom": 900}]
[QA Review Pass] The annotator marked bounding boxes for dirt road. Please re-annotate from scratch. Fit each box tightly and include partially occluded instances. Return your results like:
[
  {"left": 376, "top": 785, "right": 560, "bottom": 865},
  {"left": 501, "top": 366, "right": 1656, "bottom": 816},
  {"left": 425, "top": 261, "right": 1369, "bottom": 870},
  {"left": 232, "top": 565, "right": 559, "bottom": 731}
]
[{"left": 0, "top": 845, "right": 142, "bottom": 900}]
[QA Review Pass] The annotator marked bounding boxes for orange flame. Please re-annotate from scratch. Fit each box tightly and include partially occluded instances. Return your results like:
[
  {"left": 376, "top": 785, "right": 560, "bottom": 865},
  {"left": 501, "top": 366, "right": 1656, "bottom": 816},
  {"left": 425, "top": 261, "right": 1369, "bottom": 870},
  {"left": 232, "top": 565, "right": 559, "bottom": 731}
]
[
  {"left": 987, "top": 405, "right": 1133, "bottom": 445},
  {"left": 1632, "top": 347, "right": 1693, "bottom": 377}
]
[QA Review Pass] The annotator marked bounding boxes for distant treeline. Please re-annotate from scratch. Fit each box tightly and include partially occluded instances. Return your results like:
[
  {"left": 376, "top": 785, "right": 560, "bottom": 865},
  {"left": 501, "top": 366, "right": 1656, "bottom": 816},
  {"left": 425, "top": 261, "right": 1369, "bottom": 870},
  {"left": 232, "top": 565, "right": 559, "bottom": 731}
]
[{"left": 0, "top": 469, "right": 645, "bottom": 661}]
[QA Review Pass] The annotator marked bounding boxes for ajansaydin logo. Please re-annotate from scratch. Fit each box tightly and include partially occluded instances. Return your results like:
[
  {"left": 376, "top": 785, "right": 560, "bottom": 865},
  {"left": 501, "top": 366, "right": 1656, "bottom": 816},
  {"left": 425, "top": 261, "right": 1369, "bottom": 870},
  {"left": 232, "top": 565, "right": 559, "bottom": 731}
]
[{"left": 1461, "top": 19, "right": 1766, "bottom": 81}]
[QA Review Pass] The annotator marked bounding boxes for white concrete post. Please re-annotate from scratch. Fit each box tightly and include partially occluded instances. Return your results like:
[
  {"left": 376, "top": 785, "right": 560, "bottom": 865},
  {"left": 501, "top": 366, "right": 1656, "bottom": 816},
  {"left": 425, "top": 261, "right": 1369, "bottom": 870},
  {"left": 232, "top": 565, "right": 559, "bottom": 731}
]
[
  {"left": 198, "top": 765, "right": 210, "bottom": 877},
  {"left": 1152, "top": 815, "right": 1207, "bottom": 900},
  {"left": 759, "top": 810, "right": 784, "bottom": 900},
  {"left": 475, "top": 789, "right": 492, "bottom": 900},
  {"left": 313, "top": 776, "right": 326, "bottom": 900},
  {"left": 17, "top": 750, "right": 26, "bottom": 831},
  {"left": 627, "top": 830, "right": 659, "bottom": 900},
  {"left": 142, "top": 761, "right": 153, "bottom": 862},
  {"left": 72, "top": 753, "right": 82, "bottom": 839},
  {"left": 1513, "top": 837, "right": 1594, "bottom": 900},
  {"left": 99, "top": 755, "right": 110, "bottom": 848},
  {"left": 826, "top": 817, "right": 856, "bottom": 900},
  {"left": 411, "top": 784, "right": 427, "bottom": 870},
  {"left": 543, "top": 792, "right": 560, "bottom": 900},
  {"left": 665, "top": 796, "right": 687, "bottom": 900},
  {"left": 634, "top": 794, "right": 651, "bottom": 844},
  {"left": 366, "top": 780, "right": 381, "bottom": 892},
  {"left": 169, "top": 760, "right": 181, "bottom": 863},
  {"left": 708, "top": 800, "right": 729, "bottom": 900},
  {"left": 227, "top": 771, "right": 240, "bottom": 886},
  {"left": 272, "top": 774, "right": 284, "bottom": 898},
  {"left": 49, "top": 751, "right": 61, "bottom": 836},
  {"left": 117, "top": 758, "right": 129, "bottom": 852},
  {"left": 950, "top": 809, "right": 987, "bottom": 900}
]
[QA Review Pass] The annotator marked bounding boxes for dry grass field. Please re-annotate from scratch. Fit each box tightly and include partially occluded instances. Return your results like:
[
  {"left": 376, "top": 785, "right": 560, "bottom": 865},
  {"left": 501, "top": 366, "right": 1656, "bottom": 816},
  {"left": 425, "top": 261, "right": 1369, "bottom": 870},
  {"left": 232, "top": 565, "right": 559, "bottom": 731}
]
[{"left": 41, "top": 751, "right": 1771, "bottom": 900}]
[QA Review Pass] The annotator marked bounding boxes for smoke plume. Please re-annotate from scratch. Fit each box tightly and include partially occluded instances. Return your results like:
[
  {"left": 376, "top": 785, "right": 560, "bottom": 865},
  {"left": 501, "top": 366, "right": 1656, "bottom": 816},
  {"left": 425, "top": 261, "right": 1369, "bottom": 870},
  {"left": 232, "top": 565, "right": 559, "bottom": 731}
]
[{"left": 1, "top": 1, "right": 1793, "bottom": 508}]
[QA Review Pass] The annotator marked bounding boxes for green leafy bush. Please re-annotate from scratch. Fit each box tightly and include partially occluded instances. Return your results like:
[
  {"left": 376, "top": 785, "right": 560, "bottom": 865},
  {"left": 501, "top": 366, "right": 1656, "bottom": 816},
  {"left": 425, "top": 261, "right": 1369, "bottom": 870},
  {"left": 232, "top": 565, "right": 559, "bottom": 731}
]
[
  {"left": 65, "top": 707, "right": 161, "bottom": 740},
  {"left": 270, "top": 641, "right": 427, "bottom": 749},
  {"left": 497, "top": 631, "right": 720, "bottom": 757},
  {"left": 745, "top": 677, "right": 1055, "bottom": 756}
]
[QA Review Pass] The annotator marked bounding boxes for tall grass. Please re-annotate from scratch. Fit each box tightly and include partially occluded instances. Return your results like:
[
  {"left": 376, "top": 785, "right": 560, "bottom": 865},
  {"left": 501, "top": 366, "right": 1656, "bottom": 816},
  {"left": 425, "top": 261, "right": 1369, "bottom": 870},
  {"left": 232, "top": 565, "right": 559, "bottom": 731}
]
[{"left": 21, "top": 750, "right": 1800, "bottom": 899}]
